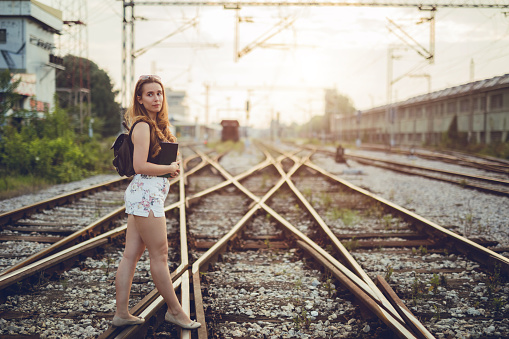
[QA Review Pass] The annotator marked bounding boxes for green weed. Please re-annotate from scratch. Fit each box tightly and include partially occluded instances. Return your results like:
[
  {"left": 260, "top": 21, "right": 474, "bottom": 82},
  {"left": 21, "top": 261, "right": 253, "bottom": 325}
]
[
  {"left": 429, "top": 273, "right": 447, "bottom": 294},
  {"left": 323, "top": 273, "right": 337, "bottom": 298},
  {"left": 320, "top": 193, "right": 333, "bottom": 209},
  {"left": 293, "top": 309, "right": 310, "bottom": 330},
  {"left": 385, "top": 265, "right": 394, "bottom": 282},
  {"left": 432, "top": 304, "right": 441, "bottom": 320},
  {"left": 327, "top": 207, "right": 359, "bottom": 227},
  {"left": 411, "top": 276, "right": 426, "bottom": 306},
  {"left": 342, "top": 237, "right": 358, "bottom": 251}
]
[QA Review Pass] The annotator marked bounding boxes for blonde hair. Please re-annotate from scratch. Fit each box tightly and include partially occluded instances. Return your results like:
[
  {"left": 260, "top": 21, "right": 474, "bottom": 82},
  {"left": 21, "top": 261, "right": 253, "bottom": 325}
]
[{"left": 125, "top": 77, "right": 177, "bottom": 158}]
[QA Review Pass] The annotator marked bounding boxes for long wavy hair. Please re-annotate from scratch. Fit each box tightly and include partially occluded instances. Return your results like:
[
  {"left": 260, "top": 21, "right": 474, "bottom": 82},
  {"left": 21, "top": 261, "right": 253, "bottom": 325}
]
[{"left": 124, "top": 76, "right": 177, "bottom": 158}]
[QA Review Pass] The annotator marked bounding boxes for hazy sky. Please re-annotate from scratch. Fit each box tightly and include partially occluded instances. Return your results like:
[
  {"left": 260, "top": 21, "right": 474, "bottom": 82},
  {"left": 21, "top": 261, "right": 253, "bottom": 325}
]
[{"left": 46, "top": 1, "right": 509, "bottom": 127}]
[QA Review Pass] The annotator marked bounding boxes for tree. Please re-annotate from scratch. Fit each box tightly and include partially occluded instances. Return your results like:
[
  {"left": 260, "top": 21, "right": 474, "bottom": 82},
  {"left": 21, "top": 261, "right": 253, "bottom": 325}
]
[
  {"left": 0, "top": 70, "right": 21, "bottom": 135},
  {"left": 324, "top": 89, "right": 356, "bottom": 134},
  {"left": 56, "top": 55, "right": 120, "bottom": 137}
]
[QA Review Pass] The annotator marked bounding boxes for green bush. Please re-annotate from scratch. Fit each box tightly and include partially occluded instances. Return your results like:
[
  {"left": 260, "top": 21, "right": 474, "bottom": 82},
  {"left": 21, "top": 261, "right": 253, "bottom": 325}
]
[{"left": 0, "top": 104, "right": 113, "bottom": 185}]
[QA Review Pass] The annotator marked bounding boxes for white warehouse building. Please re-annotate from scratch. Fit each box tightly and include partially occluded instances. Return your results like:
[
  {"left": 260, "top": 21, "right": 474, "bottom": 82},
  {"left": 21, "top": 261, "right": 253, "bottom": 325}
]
[{"left": 0, "top": 0, "right": 62, "bottom": 114}]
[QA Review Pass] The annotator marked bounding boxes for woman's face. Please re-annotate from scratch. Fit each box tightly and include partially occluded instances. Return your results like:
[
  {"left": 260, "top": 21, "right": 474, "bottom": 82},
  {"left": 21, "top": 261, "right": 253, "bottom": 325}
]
[{"left": 137, "top": 82, "right": 164, "bottom": 116}]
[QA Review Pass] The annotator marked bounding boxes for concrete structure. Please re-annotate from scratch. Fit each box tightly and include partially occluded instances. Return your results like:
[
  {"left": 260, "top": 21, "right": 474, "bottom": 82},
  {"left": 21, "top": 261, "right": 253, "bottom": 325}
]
[
  {"left": 165, "top": 89, "right": 189, "bottom": 119},
  {"left": 165, "top": 88, "right": 194, "bottom": 137},
  {"left": 336, "top": 74, "right": 509, "bottom": 146},
  {"left": 0, "top": 0, "right": 63, "bottom": 114}
]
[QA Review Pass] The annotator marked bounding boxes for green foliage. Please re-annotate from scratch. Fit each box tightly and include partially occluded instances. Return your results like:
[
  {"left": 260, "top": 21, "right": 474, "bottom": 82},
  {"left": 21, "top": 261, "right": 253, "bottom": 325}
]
[
  {"left": 432, "top": 304, "right": 441, "bottom": 321},
  {"left": 56, "top": 55, "right": 120, "bottom": 137},
  {"left": 301, "top": 188, "right": 313, "bottom": 201},
  {"left": 319, "top": 192, "right": 333, "bottom": 209},
  {"left": 323, "top": 274, "right": 337, "bottom": 298},
  {"left": 0, "top": 103, "right": 113, "bottom": 187},
  {"left": 411, "top": 276, "right": 426, "bottom": 305},
  {"left": 293, "top": 309, "right": 310, "bottom": 330},
  {"left": 342, "top": 237, "right": 358, "bottom": 251},
  {"left": 385, "top": 265, "right": 394, "bottom": 282},
  {"left": 486, "top": 264, "right": 503, "bottom": 299},
  {"left": 382, "top": 214, "right": 394, "bottom": 229},
  {"left": 327, "top": 207, "right": 359, "bottom": 227},
  {"left": 0, "top": 70, "right": 21, "bottom": 128},
  {"left": 491, "top": 297, "right": 506, "bottom": 313},
  {"left": 429, "top": 273, "right": 447, "bottom": 294}
]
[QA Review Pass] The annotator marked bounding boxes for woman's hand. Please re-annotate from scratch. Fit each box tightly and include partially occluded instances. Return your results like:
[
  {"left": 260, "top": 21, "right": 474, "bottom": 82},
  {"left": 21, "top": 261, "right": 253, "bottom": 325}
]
[{"left": 168, "top": 161, "right": 180, "bottom": 178}]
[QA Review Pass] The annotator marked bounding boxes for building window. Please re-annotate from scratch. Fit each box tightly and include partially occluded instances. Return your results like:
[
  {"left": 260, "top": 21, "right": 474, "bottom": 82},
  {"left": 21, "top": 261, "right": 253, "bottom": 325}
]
[
  {"left": 460, "top": 99, "right": 470, "bottom": 112},
  {"left": 491, "top": 94, "right": 503, "bottom": 110},
  {"left": 0, "top": 29, "right": 6, "bottom": 43},
  {"left": 479, "top": 97, "right": 486, "bottom": 111},
  {"left": 447, "top": 102, "right": 456, "bottom": 114}
]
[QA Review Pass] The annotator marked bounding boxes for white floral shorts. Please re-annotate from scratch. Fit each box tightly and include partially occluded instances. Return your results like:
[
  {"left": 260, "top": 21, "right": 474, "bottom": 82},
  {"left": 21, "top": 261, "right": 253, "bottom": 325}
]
[{"left": 124, "top": 174, "right": 169, "bottom": 217}]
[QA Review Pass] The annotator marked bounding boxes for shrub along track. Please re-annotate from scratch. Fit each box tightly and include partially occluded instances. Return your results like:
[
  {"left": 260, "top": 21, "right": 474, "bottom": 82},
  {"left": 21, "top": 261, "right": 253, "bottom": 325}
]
[{"left": 1, "top": 142, "right": 508, "bottom": 338}]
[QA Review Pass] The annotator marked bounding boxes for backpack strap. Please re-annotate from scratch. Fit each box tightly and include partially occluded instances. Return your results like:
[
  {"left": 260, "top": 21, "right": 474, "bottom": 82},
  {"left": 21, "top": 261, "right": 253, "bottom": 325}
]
[{"left": 128, "top": 120, "right": 143, "bottom": 140}]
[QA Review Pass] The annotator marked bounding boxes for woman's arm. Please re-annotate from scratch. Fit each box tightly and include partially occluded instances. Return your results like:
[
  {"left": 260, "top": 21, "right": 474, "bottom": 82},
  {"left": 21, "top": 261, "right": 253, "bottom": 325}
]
[{"left": 131, "top": 122, "right": 179, "bottom": 176}]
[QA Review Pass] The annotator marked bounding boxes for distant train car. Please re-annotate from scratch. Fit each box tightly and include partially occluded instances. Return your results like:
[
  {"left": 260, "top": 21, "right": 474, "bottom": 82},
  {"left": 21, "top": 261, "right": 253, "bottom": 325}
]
[{"left": 221, "top": 120, "right": 240, "bottom": 142}]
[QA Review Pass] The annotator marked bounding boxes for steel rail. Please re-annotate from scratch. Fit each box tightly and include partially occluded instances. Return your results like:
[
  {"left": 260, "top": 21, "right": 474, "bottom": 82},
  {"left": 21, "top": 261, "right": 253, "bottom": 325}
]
[
  {"left": 190, "top": 148, "right": 311, "bottom": 338},
  {"left": 0, "top": 206, "right": 127, "bottom": 276},
  {"left": 262, "top": 143, "right": 434, "bottom": 338},
  {"left": 303, "top": 155, "right": 509, "bottom": 275},
  {"left": 347, "top": 153, "right": 509, "bottom": 187},
  {"left": 347, "top": 154, "right": 509, "bottom": 197},
  {"left": 260, "top": 146, "right": 407, "bottom": 322},
  {"left": 0, "top": 202, "right": 184, "bottom": 292},
  {"left": 357, "top": 144, "right": 509, "bottom": 174},
  {"left": 97, "top": 265, "right": 188, "bottom": 339},
  {"left": 297, "top": 240, "right": 432, "bottom": 339},
  {"left": 177, "top": 153, "right": 192, "bottom": 339},
  {"left": 300, "top": 144, "right": 509, "bottom": 196},
  {"left": 0, "top": 177, "right": 128, "bottom": 226},
  {"left": 190, "top": 147, "right": 420, "bottom": 338}
]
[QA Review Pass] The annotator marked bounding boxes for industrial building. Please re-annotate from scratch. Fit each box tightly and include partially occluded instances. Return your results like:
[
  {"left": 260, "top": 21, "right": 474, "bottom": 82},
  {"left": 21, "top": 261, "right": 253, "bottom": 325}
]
[
  {"left": 0, "top": 0, "right": 63, "bottom": 115},
  {"left": 336, "top": 74, "right": 509, "bottom": 147}
]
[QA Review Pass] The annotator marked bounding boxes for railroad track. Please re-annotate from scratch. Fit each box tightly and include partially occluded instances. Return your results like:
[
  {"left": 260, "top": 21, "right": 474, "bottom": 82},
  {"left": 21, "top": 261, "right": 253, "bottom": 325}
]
[
  {"left": 0, "top": 142, "right": 508, "bottom": 338},
  {"left": 345, "top": 152, "right": 509, "bottom": 197},
  {"left": 298, "top": 143, "right": 509, "bottom": 197},
  {"left": 0, "top": 177, "right": 129, "bottom": 275},
  {"left": 356, "top": 144, "right": 509, "bottom": 176}
]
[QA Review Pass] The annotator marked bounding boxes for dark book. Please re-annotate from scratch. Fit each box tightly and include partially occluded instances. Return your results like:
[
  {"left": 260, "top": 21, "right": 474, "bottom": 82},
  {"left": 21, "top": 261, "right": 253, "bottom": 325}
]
[{"left": 158, "top": 142, "right": 178, "bottom": 178}]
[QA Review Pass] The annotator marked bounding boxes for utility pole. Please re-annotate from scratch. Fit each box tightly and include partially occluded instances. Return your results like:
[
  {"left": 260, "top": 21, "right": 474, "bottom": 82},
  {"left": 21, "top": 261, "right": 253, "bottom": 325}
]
[
  {"left": 53, "top": 0, "right": 90, "bottom": 134},
  {"left": 204, "top": 83, "right": 210, "bottom": 125}
]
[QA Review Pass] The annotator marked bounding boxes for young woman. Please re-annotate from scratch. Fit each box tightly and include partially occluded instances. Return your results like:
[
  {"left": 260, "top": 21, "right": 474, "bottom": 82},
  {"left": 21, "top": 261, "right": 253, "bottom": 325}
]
[{"left": 112, "top": 75, "right": 201, "bottom": 330}]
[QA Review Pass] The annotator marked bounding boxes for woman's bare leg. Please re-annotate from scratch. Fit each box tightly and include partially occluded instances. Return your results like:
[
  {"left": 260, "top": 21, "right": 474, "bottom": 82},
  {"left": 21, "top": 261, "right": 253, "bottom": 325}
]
[
  {"left": 114, "top": 215, "right": 146, "bottom": 320},
  {"left": 134, "top": 211, "right": 192, "bottom": 324}
]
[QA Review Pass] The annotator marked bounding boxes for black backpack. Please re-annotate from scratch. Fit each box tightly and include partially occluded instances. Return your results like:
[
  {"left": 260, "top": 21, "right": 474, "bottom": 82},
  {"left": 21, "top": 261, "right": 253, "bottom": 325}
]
[{"left": 111, "top": 122, "right": 135, "bottom": 177}]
